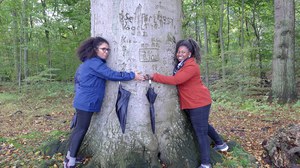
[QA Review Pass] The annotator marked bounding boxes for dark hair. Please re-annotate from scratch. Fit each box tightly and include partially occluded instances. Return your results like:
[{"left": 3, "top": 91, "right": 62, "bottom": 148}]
[
  {"left": 174, "top": 38, "right": 201, "bottom": 64},
  {"left": 77, "top": 36, "right": 109, "bottom": 62}
]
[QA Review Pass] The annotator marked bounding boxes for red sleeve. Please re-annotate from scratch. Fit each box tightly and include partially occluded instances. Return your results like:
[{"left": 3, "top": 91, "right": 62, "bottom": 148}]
[{"left": 153, "top": 64, "right": 197, "bottom": 85}]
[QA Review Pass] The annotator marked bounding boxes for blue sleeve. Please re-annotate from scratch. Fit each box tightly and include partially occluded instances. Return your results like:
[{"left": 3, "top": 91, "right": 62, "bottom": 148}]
[{"left": 89, "top": 60, "right": 135, "bottom": 81}]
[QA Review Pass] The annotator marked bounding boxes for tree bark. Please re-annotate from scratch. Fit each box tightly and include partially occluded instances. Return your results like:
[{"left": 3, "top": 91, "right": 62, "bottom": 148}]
[
  {"left": 270, "top": 0, "right": 297, "bottom": 103},
  {"left": 41, "top": 0, "right": 52, "bottom": 70},
  {"left": 83, "top": 1, "right": 202, "bottom": 167},
  {"left": 226, "top": 0, "right": 230, "bottom": 51},
  {"left": 219, "top": 0, "right": 225, "bottom": 80},
  {"left": 238, "top": 0, "right": 245, "bottom": 83},
  {"left": 240, "top": 0, "right": 245, "bottom": 50},
  {"left": 22, "top": 0, "right": 29, "bottom": 82},
  {"left": 12, "top": 9, "right": 21, "bottom": 89},
  {"left": 194, "top": 0, "right": 201, "bottom": 43},
  {"left": 202, "top": 0, "right": 210, "bottom": 87}
]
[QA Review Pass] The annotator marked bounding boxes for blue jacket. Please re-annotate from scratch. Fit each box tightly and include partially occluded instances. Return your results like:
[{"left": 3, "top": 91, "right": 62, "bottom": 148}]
[{"left": 73, "top": 57, "right": 135, "bottom": 112}]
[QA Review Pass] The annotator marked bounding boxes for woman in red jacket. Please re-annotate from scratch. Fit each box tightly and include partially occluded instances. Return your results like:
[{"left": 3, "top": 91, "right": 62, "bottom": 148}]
[{"left": 148, "top": 39, "right": 228, "bottom": 168}]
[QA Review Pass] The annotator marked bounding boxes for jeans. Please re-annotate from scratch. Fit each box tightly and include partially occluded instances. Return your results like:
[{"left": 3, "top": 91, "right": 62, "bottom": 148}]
[
  {"left": 69, "top": 109, "right": 94, "bottom": 157},
  {"left": 185, "top": 104, "right": 224, "bottom": 165}
]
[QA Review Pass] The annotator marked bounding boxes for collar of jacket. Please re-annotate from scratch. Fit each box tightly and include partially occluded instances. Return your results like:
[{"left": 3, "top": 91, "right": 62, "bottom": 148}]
[{"left": 94, "top": 56, "right": 107, "bottom": 63}]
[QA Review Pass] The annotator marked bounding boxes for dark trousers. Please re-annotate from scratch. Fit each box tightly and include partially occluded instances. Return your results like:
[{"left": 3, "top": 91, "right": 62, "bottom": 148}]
[
  {"left": 69, "top": 109, "right": 93, "bottom": 157},
  {"left": 185, "top": 104, "right": 224, "bottom": 165}
]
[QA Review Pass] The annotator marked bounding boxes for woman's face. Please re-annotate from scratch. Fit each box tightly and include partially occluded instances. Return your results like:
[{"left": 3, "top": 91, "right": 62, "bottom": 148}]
[
  {"left": 176, "top": 46, "right": 191, "bottom": 62},
  {"left": 96, "top": 42, "right": 110, "bottom": 60}
]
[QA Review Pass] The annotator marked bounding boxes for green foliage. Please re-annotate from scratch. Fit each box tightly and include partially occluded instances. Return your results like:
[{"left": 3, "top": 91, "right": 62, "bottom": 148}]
[
  {"left": 49, "top": 130, "right": 68, "bottom": 138},
  {"left": 0, "top": 0, "right": 89, "bottom": 83},
  {"left": 182, "top": 0, "right": 278, "bottom": 98},
  {"left": 21, "top": 81, "right": 74, "bottom": 101},
  {"left": 23, "top": 68, "right": 60, "bottom": 83},
  {"left": 214, "top": 146, "right": 254, "bottom": 168},
  {"left": 18, "top": 131, "right": 43, "bottom": 140},
  {"left": 0, "top": 137, "right": 7, "bottom": 143},
  {"left": 211, "top": 78, "right": 300, "bottom": 117},
  {"left": 0, "top": 92, "right": 19, "bottom": 102},
  {"left": 292, "top": 100, "right": 300, "bottom": 108}
]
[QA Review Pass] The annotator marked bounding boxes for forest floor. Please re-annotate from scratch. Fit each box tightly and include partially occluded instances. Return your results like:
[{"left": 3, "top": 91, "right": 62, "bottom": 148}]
[
  {"left": 210, "top": 103, "right": 300, "bottom": 168},
  {"left": 0, "top": 82, "right": 299, "bottom": 167}
]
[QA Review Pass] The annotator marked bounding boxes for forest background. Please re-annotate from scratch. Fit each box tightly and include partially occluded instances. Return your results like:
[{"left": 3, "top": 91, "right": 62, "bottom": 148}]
[{"left": 0, "top": 0, "right": 299, "bottom": 167}]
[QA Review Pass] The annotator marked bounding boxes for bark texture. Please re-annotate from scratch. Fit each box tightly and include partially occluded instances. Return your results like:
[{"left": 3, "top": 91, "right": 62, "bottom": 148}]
[{"left": 270, "top": 0, "right": 297, "bottom": 103}]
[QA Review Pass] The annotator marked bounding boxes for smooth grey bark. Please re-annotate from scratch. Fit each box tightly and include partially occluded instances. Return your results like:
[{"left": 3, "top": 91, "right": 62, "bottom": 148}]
[
  {"left": 83, "top": 1, "right": 201, "bottom": 167},
  {"left": 270, "top": 0, "right": 297, "bottom": 103}
]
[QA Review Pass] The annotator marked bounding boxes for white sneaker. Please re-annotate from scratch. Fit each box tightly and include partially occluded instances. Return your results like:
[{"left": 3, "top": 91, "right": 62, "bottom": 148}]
[{"left": 213, "top": 143, "right": 229, "bottom": 152}]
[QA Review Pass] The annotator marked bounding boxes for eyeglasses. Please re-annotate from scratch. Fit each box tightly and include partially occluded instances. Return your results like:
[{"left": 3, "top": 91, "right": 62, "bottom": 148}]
[{"left": 98, "top": 48, "right": 111, "bottom": 53}]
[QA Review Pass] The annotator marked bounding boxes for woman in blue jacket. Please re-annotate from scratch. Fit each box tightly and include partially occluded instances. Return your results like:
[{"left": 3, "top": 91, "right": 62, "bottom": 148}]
[{"left": 64, "top": 36, "right": 144, "bottom": 168}]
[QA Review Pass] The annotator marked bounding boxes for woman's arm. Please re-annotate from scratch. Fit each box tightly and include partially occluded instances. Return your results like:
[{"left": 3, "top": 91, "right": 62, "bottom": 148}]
[
  {"left": 90, "top": 59, "right": 144, "bottom": 81},
  {"left": 152, "top": 64, "right": 197, "bottom": 85}
]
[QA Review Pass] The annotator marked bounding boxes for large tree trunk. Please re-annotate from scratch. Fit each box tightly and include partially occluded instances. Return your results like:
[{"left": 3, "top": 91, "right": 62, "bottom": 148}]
[
  {"left": 82, "top": 1, "right": 202, "bottom": 167},
  {"left": 270, "top": 0, "right": 297, "bottom": 103}
]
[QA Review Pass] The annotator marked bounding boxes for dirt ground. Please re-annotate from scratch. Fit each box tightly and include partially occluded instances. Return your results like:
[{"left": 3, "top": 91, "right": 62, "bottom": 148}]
[{"left": 0, "top": 84, "right": 299, "bottom": 167}]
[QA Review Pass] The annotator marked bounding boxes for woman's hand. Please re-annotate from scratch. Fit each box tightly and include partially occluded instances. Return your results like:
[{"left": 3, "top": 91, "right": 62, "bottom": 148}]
[
  {"left": 144, "top": 74, "right": 154, "bottom": 80},
  {"left": 134, "top": 72, "right": 145, "bottom": 81}
]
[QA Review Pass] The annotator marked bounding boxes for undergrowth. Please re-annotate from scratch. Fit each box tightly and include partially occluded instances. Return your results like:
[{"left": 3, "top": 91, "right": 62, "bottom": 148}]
[
  {"left": 0, "top": 80, "right": 299, "bottom": 167},
  {"left": 210, "top": 78, "right": 300, "bottom": 168}
]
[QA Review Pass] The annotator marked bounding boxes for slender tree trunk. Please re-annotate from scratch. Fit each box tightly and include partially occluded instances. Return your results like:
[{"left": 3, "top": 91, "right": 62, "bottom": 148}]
[
  {"left": 41, "top": 0, "right": 51, "bottom": 70},
  {"left": 12, "top": 10, "right": 21, "bottom": 86},
  {"left": 82, "top": 1, "right": 209, "bottom": 167},
  {"left": 219, "top": 0, "right": 225, "bottom": 80},
  {"left": 270, "top": 0, "right": 297, "bottom": 103},
  {"left": 202, "top": 0, "right": 210, "bottom": 86},
  {"left": 18, "top": 45, "right": 22, "bottom": 91},
  {"left": 194, "top": 0, "right": 201, "bottom": 43},
  {"left": 226, "top": 0, "right": 230, "bottom": 51},
  {"left": 240, "top": 0, "right": 245, "bottom": 51},
  {"left": 251, "top": 2, "right": 263, "bottom": 83},
  {"left": 22, "top": 0, "right": 29, "bottom": 82}
]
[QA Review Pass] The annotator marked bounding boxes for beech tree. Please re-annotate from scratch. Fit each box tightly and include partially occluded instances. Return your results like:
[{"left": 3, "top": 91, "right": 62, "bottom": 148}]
[
  {"left": 79, "top": 0, "right": 202, "bottom": 167},
  {"left": 270, "top": 0, "right": 297, "bottom": 103}
]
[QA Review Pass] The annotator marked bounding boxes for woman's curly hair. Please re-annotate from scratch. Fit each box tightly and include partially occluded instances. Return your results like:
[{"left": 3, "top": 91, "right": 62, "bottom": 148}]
[{"left": 77, "top": 37, "right": 109, "bottom": 62}]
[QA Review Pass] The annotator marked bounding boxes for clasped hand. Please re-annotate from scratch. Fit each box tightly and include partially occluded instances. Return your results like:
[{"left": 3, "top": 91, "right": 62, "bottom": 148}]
[{"left": 134, "top": 72, "right": 153, "bottom": 81}]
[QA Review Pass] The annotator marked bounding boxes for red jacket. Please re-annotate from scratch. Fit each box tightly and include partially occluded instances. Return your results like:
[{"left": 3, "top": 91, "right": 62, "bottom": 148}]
[{"left": 153, "top": 58, "right": 212, "bottom": 110}]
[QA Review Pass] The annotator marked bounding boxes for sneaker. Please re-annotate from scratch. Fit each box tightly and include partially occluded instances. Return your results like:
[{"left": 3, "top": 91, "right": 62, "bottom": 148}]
[
  {"left": 63, "top": 156, "right": 85, "bottom": 164},
  {"left": 198, "top": 164, "right": 212, "bottom": 168},
  {"left": 213, "top": 143, "right": 229, "bottom": 152},
  {"left": 63, "top": 156, "right": 84, "bottom": 168},
  {"left": 63, "top": 159, "right": 75, "bottom": 168},
  {"left": 63, "top": 158, "right": 68, "bottom": 168}
]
